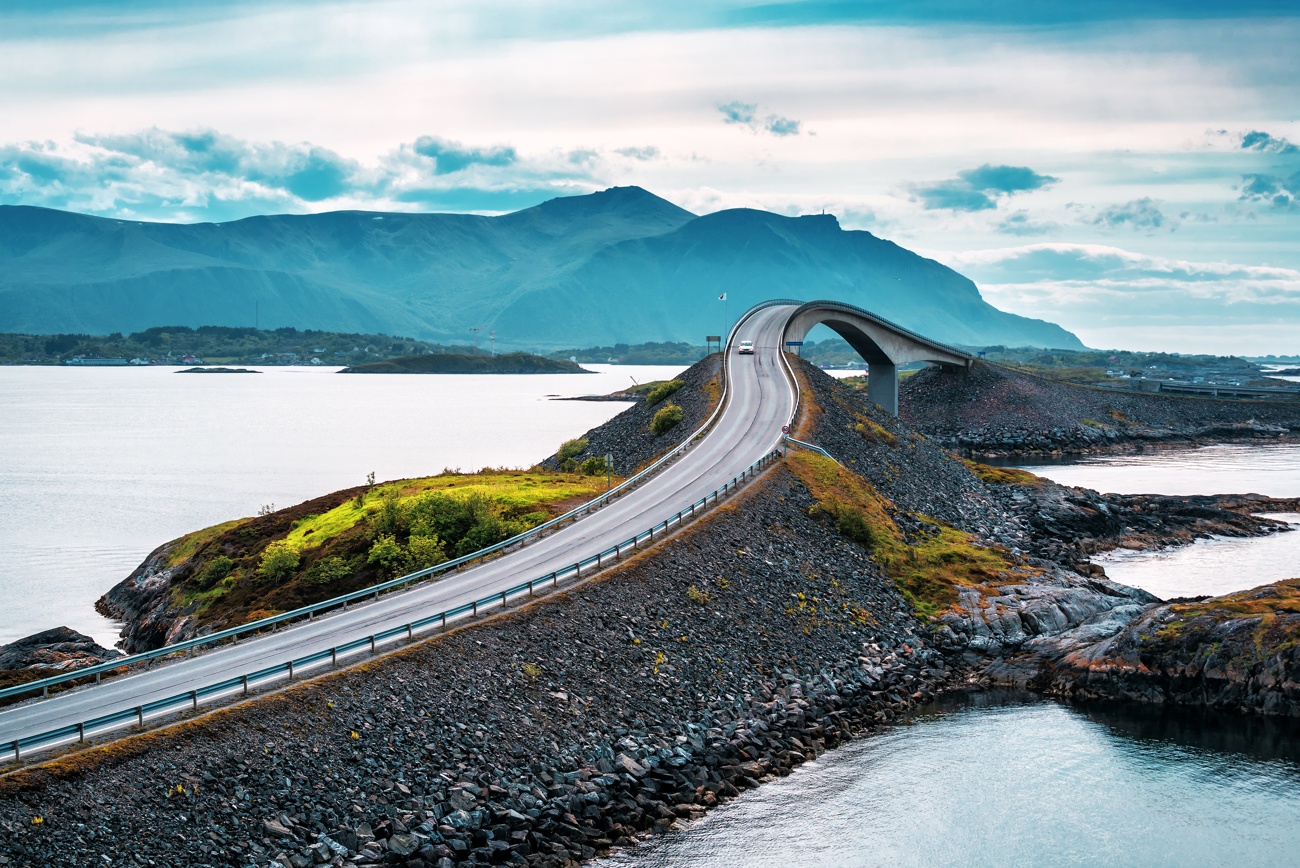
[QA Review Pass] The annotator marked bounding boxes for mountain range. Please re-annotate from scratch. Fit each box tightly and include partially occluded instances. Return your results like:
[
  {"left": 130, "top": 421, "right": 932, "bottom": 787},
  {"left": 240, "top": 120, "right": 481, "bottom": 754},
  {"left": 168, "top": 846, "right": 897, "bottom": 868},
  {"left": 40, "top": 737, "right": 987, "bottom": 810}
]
[{"left": 0, "top": 187, "right": 1082, "bottom": 350}]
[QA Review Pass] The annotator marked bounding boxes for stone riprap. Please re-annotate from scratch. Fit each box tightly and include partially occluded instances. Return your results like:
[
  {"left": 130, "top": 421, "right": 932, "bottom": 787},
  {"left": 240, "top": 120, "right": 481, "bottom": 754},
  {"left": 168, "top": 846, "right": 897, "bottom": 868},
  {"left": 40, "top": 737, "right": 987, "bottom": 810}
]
[
  {"left": 6, "top": 360, "right": 1300, "bottom": 867},
  {"left": 0, "top": 470, "right": 953, "bottom": 867},
  {"left": 900, "top": 361, "right": 1300, "bottom": 456}
]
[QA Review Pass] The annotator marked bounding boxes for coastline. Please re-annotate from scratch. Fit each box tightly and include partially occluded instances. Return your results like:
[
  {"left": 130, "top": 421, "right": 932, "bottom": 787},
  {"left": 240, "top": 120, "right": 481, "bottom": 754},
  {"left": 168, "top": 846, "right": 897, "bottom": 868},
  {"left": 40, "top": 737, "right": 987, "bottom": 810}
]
[{"left": 3, "top": 358, "right": 1299, "bottom": 866}]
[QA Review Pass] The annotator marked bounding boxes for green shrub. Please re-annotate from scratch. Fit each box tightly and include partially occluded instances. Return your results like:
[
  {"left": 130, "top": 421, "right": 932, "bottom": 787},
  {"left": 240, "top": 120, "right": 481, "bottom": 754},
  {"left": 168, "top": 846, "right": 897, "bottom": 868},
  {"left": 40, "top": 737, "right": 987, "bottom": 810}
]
[
  {"left": 579, "top": 455, "right": 610, "bottom": 476},
  {"left": 645, "top": 379, "right": 684, "bottom": 406},
  {"left": 408, "top": 534, "right": 448, "bottom": 570},
  {"left": 196, "top": 555, "right": 234, "bottom": 589},
  {"left": 367, "top": 533, "right": 407, "bottom": 574},
  {"left": 556, "top": 437, "right": 588, "bottom": 470},
  {"left": 305, "top": 555, "right": 353, "bottom": 585},
  {"left": 651, "top": 403, "right": 684, "bottom": 435},
  {"left": 258, "top": 540, "right": 300, "bottom": 582}
]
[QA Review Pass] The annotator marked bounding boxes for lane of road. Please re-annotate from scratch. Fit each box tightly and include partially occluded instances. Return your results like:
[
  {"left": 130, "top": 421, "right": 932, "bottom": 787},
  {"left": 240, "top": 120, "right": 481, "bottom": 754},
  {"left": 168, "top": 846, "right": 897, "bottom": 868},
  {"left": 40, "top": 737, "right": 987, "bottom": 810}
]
[{"left": 0, "top": 304, "right": 800, "bottom": 748}]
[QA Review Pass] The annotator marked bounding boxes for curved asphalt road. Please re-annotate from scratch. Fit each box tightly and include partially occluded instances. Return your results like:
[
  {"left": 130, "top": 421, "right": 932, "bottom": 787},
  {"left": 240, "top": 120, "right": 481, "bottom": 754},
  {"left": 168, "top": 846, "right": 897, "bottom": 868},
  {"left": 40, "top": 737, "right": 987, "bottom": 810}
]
[{"left": 0, "top": 304, "right": 800, "bottom": 752}]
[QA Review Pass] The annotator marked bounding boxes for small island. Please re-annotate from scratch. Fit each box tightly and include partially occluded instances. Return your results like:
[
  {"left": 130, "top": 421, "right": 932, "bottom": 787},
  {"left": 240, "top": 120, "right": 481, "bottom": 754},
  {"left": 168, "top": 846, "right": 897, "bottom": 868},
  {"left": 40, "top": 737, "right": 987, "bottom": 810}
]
[
  {"left": 340, "top": 352, "right": 591, "bottom": 374},
  {"left": 176, "top": 366, "right": 260, "bottom": 374}
]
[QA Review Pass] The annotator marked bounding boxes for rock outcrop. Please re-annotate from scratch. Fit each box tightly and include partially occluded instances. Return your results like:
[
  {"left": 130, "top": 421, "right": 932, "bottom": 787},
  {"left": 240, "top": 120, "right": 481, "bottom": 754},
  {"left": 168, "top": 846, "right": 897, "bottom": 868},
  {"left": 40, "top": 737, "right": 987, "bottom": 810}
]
[{"left": 0, "top": 627, "right": 120, "bottom": 672}]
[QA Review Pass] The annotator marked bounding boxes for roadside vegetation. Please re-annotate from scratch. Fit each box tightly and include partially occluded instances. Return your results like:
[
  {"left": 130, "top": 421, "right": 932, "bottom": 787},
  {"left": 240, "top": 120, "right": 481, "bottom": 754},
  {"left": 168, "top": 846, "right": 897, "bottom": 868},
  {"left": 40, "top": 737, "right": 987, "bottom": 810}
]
[
  {"left": 960, "top": 459, "right": 1043, "bottom": 487},
  {"left": 651, "top": 403, "right": 684, "bottom": 435},
  {"left": 787, "top": 452, "right": 1031, "bottom": 618},
  {"left": 160, "top": 470, "right": 610, "bottom": 631}
]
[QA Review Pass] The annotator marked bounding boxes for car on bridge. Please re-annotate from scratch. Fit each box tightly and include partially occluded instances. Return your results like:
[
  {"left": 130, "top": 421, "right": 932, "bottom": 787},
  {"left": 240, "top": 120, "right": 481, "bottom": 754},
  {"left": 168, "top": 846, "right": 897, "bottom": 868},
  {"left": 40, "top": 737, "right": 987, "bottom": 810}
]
[{"left": 737, "top": 340, "right": 755, "bottom": 355}]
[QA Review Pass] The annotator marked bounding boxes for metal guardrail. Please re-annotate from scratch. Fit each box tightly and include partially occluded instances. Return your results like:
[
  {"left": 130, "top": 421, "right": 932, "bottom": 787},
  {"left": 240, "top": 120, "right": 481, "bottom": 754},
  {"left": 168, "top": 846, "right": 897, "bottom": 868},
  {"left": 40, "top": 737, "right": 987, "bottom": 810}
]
[
  {"left": 783, "top": 436, "right": 839, "bottom": 464},
  {"left": 0, "top": 298, "right": 804, "bottom": 761},
  {"left": 0, "top": 327, "right": 759, "bottom": 707},
  {"left": 2, "top": 449, "right": 784, "bottom": 762}
]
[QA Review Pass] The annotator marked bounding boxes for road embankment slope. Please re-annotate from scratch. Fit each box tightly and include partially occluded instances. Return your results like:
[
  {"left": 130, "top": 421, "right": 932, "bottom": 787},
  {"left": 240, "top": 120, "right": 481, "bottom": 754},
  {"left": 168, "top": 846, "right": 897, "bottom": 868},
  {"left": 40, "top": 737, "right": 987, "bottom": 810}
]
[{"left": 4, "top": 358, "right": 1300, "bottom": 867}]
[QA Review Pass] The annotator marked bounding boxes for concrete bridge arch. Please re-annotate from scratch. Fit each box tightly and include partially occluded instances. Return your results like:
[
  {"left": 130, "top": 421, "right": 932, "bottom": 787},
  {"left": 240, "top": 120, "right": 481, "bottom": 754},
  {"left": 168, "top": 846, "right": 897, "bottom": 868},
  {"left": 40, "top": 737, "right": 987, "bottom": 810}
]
[{"left": 780, "top": 300, "right": 973, "bottom": 415}]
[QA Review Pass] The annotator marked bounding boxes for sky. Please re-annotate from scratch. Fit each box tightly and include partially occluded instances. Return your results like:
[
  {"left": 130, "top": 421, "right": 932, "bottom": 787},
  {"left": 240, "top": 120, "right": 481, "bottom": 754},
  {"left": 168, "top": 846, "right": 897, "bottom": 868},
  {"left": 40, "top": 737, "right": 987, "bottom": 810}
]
[{"left": 1, "top": 0, "right": 1297, "bottom": 354}]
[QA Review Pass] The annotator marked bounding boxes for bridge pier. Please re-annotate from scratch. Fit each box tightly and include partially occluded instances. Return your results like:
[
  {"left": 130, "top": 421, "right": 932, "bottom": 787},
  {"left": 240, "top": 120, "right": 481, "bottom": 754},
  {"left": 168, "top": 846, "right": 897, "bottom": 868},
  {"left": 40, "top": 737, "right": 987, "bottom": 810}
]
[{"left": 867, "top": 362, "right": 898, "bottom": 415}]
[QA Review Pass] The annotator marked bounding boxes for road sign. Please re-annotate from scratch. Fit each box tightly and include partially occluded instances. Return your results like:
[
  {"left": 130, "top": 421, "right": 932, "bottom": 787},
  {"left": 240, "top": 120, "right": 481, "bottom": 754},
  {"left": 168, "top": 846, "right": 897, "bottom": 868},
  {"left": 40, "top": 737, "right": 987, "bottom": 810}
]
[
  {"left": 784, "top": 341, "right": 804, "bottom": 346},
  {"left": 781, "top": 425, "right": 790, "bottom": 434},
  {"left": 706, "top": 335, "right": 721, "bottom": 342}
]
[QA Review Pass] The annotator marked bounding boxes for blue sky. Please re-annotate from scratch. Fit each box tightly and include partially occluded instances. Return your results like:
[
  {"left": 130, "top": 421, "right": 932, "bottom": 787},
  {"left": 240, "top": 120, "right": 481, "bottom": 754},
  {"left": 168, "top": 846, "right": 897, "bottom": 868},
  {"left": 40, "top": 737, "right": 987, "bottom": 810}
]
[{"left": 1, "top": 0, "right": 1297, "bottom": 353}]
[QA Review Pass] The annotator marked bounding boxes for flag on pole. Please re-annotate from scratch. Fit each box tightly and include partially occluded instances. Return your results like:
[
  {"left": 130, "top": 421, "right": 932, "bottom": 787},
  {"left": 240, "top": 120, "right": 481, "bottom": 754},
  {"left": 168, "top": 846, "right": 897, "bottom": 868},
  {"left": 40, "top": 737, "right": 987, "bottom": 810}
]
[{"left": 718, "top": 293, "right": 727, "bottom": 301}]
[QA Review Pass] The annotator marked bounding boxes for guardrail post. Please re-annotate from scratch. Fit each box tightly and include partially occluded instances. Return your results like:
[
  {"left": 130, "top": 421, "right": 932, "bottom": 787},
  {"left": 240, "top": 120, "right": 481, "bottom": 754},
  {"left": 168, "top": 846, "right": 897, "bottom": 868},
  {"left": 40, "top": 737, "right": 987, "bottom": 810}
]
[
  {"left": 575, "top": 562, "right": 581, "bottom": 578},
  {"left": 441, "top": 612, "right": 447, "bottom": 628},
  {"left": 42, "top": 685, "right": 48, "bottom": 699},
  {"left": 137, "top": 706, "right": 144, "bottom": 727},
  {"left": 96, "top": 672, "right": 101, "bottom": 684},
  {"left": 331, "top": 647, "right": 337, "bottom": 666},
  {"left": 500, "top": 591, "right": 507, "bottom": 608},
  {"left": 191, "top": 690, "right": 198, "bottom": 709},
  {"left": 369, "top": 636, "right": 376, "bottom": 653},
  {"left": 406, "top": 624, "right": 413, "bottom": 639},
  {"left": 552, "top": 571, "right": 558, "bottom": 587},
  {"left": 472, "top": 600, "right": 478, "bottom": 616},
  {"left": 287, "top": 661, "right": 294, "bottom": 680},
  {"left": 78, "top": 722, "right": 85, "bottom": 743},
  {"left": 242, "top": 674, "right": 248, "bottom": 695}
]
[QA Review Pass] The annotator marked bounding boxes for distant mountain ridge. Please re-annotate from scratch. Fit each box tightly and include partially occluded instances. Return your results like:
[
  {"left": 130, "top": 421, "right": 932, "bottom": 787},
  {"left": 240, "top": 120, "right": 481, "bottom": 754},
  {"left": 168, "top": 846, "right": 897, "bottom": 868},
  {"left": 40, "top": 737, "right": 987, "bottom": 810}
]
[{"left": 0, "top": 187, "right": 1083, "bottom": 350}]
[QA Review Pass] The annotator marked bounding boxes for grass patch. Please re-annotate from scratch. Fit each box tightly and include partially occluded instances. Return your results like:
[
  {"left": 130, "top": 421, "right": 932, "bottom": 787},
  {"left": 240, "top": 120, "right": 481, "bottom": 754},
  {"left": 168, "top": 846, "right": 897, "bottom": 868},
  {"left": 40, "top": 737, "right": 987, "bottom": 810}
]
[
  {"left": 164, "top": 518, "right": 249, "bottom": 568},
  {"left": 160, "top": 469, "right": 610, "bottom": 634},
  {"left": 852, "top": 413, "right": 898, "bottom": 447},
  {"left": 787, "top": 452, "right": 1026, "bottom": 618},
  {"left": 960, "top": 459, "right": 1043, "bottom": 487}
]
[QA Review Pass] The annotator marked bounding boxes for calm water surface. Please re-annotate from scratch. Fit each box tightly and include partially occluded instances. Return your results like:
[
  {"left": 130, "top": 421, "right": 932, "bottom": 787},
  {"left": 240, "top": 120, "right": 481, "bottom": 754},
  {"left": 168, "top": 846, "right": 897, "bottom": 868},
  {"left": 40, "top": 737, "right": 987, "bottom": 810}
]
[
  {"left": 0, "top": 364, "right": 684, "bottom": 646},
  {"left": 1009, "top": 443, "right": 1300, "bottom": 600},
  {"left": 601, "top": 692, "right": 1300, "bottom": 868}
]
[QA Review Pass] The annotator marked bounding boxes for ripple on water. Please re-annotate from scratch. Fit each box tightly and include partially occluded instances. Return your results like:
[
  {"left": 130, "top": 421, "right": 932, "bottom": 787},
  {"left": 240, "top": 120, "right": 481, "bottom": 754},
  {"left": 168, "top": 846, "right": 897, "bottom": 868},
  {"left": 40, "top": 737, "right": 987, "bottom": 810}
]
[{"left": 597, "top": 693, "right": 1300, "bottom": 868}]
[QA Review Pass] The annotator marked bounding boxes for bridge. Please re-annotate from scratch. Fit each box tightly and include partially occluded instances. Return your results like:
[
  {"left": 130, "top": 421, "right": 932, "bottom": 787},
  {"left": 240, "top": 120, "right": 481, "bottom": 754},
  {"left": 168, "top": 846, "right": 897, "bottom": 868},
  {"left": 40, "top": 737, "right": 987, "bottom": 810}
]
[
  {"left": 0, "top": 300, "right": 966, "bottom": 761},
  {"left": 782, "top": 299, "right": 974, "bottom": 415}
]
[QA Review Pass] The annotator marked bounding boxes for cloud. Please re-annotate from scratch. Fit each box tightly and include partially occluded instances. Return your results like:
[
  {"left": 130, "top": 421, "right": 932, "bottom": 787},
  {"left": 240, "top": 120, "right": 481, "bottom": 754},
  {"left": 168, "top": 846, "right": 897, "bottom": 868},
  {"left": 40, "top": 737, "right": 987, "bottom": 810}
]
[
  {"left": 997, "top": 210, "right": 1059, "bottom": 236},
  {"left": 1238, "top": 172, "right": 1300, "bottom": 209},
  {"left": 410, "top": 136, "right": 517, "bottom": 175},
  {"left": 912, "top": 164, "right": 1058, "bottom": 211},
  {"left": 1241, "top": 130, "right": 1299, "bottom": 155},
  {"left": 717, "top": 100, "right": 802, "bottom": 136},
  {"left": 0, "top": 127, "right": 604, "bottom": 220},
  {"left": 1091, "top": 197, "right": 1171, "bottom": 230},
  {"left": 615, "top": 146, "right": 660, "bottom": 161}
]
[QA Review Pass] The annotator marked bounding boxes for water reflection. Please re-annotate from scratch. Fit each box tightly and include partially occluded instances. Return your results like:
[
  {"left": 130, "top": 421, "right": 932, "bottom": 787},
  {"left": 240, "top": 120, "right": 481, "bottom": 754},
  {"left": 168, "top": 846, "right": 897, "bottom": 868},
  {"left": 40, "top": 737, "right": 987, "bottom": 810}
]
[{"left": 599, "top": 691, "right": 1300, "bottom": 868}]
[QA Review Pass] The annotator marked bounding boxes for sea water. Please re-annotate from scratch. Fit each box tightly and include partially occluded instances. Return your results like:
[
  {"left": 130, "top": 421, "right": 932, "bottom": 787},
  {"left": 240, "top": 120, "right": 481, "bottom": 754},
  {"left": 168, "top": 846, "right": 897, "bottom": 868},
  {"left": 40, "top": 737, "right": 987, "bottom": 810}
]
[{"left": 0, "top": 364, "right": 684, "bottom": 646}]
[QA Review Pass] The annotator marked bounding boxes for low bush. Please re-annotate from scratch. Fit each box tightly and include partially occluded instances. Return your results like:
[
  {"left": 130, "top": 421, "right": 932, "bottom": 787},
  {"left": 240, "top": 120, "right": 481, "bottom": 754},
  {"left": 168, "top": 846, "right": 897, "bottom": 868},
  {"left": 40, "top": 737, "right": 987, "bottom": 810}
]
[
  {"left": 651, "top": 403, "right": 684, "bottom": 435},
  {"left": 258, "top": 540, "right": 300, "bottom": 582},
  {"left": 556, "top": 437, "right": 588, "bottom": 471},
  {"left": 579, "top": 455, "right": 610, "bottom": 476},
  {"left": 196, "top": 555, "right": 234, "bottom": 590},
  {"left": 644, "top": 378, "right": 684, "bottom": 406}
]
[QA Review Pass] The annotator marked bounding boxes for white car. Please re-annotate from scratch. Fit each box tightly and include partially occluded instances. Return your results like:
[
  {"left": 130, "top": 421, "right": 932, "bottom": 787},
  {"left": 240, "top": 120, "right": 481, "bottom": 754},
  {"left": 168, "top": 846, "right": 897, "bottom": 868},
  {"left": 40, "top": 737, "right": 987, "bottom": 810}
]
[{"left": 737, "top": 340, "right": 755, "bottom": 355}]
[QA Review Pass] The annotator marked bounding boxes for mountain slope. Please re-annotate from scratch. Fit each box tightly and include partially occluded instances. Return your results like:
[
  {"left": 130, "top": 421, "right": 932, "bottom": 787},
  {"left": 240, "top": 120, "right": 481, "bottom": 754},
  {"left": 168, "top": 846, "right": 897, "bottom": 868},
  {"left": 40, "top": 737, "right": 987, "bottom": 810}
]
[{"left": 0, "top": 187, "right": 1082, "bottom": 349}]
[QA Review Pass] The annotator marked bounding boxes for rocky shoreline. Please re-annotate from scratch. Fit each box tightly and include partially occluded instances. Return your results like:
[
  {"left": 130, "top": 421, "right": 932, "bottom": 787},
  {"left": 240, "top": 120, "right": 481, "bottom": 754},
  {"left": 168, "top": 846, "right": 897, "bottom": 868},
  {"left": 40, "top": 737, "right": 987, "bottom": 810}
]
[
  {"left": 3, "top": 356, "right": 1299, "bottom": 866},
  {"left": 901, "top": 361, "right": 1300, "bottom": 456}
]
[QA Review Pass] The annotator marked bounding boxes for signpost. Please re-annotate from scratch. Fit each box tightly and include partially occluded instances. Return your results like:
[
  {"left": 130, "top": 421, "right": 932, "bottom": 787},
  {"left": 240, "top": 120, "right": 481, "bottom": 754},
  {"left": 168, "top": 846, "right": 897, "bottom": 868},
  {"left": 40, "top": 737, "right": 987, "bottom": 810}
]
[
  {"left": 784, "top": 340, "right": 804, "bottom": 357},
  {"left": 706, "top": 335, "right": 722, "bottom": 355}
]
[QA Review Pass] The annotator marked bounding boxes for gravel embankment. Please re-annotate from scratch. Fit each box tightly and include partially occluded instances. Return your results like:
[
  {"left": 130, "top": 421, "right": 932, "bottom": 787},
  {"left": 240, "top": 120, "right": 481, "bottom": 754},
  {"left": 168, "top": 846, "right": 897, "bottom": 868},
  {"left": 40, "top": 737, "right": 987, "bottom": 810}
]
[
  {"left": 0, "top": 469, "right": 953, "bottom": 867},
  {"left": 900, "top": 361, "right": 1300, "bottom": 455}
]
